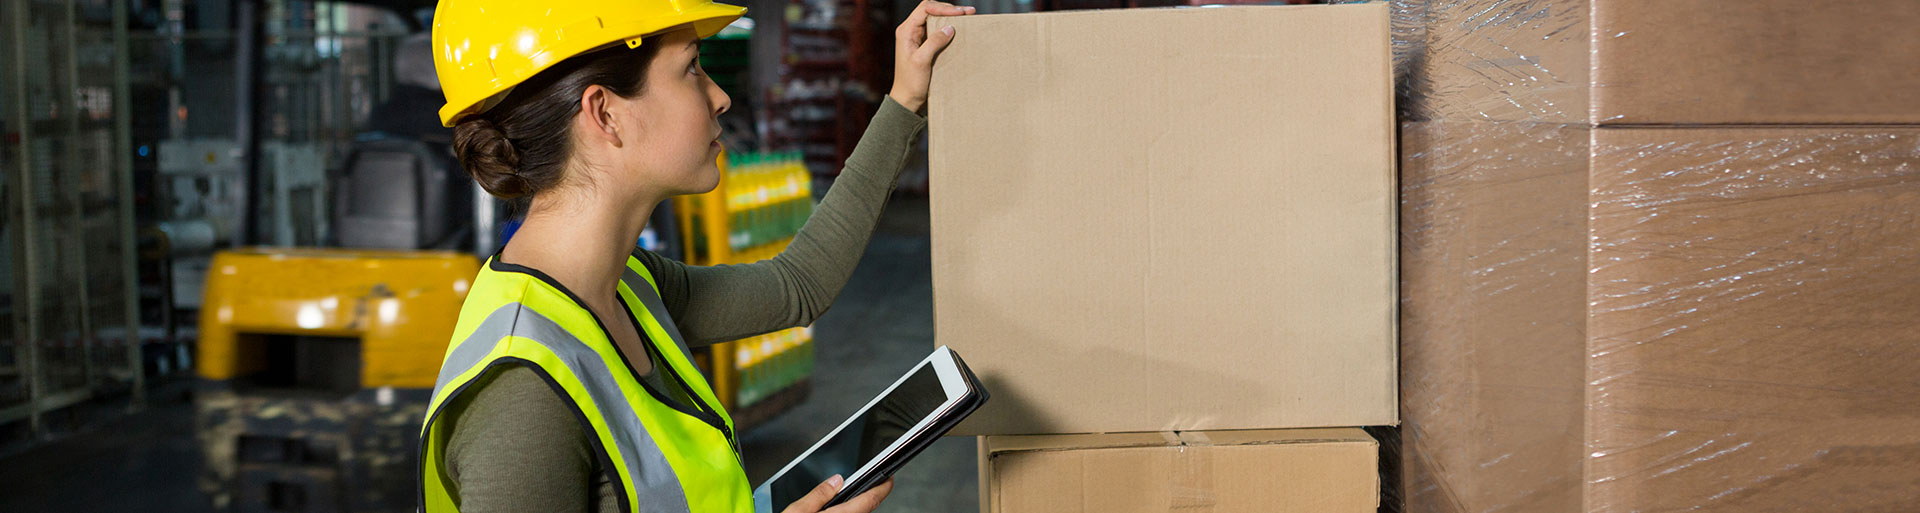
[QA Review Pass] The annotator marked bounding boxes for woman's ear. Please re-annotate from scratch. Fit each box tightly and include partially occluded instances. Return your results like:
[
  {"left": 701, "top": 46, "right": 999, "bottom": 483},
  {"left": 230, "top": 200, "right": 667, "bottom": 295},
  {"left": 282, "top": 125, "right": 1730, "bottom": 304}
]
[{"left": 579, "top": 84, "right": 625, "bottom": 147}]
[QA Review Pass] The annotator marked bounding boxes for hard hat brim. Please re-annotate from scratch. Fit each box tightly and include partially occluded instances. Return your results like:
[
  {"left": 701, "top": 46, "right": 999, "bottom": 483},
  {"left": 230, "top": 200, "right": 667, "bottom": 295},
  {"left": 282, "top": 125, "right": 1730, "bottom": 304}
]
[{"left": 437, "top": 2, "right": 748, "bottom": 127}]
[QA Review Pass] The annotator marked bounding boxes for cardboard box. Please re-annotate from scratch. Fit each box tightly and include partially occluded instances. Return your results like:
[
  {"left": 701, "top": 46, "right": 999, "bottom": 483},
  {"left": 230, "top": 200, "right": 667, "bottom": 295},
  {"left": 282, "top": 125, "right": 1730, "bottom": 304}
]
[
  {"left": 1409, "top": 0, "right": 1920, "bottom": 124},
  {"left": 979, "top": 428, "right": 1380, "bottom": 513},
  {"left": 1592, "top": 1, "right": 1920, "bottom": 125},
  {"left": 926, "top": 4, "right": 1398, "bottom": 436},
  {"left": 1399, "top": 123, "right": 1920, "bottom": 513}
]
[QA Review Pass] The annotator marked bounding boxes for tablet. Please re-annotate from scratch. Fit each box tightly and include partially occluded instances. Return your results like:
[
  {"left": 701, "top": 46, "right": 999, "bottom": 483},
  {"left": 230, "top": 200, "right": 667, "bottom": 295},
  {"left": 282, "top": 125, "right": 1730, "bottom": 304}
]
[{"left": 753, "top": 345, "right": 988, "bottom": 511}]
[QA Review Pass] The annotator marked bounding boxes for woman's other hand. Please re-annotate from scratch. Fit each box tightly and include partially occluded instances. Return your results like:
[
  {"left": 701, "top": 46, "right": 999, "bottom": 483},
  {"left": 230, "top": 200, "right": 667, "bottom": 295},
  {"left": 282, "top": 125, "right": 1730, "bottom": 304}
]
[
  {"left": 888, "top": 0, "right": 974, "bottom": 114},
  {"left": 780, "top": 475, "right": 896, "bottom": 513}
]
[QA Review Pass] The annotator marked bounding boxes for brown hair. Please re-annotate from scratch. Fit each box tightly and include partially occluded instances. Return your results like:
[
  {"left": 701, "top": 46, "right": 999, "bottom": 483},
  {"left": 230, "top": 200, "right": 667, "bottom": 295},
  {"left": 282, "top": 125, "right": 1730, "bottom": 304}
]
[{"left": 451, "top": 39, "right": 665, "bottom": 200}]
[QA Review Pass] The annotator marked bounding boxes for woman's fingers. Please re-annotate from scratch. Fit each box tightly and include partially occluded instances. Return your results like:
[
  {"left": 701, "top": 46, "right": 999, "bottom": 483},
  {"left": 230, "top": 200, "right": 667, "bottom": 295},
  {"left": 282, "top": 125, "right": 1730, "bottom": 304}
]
[
  {"left": 931, "top": 3, "right": 973, "bottom": 16},
  {"left": 888, "top": 0, "right": 973, "bottom": 113},
  {"left": 913, "top": 24, "right": 957, "bottom": 63},
  {"left": 899, "top": 1, "right": 933, "bottom": 38},
  {"left": 900, "top": 1, "right": 972, "bottom": 42},
  {"left": 780, "top": 474, "right": 844, "bottom": 513},
  {"left": 822, "top": 478, "right": 894, "bottom": 513}
]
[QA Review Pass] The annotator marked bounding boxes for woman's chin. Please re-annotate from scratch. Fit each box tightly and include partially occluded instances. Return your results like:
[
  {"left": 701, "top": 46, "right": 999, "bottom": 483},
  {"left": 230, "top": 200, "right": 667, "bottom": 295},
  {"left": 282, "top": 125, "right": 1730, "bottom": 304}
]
[{"left": 687, "top": 168, "right": 723, "bottom": 194}]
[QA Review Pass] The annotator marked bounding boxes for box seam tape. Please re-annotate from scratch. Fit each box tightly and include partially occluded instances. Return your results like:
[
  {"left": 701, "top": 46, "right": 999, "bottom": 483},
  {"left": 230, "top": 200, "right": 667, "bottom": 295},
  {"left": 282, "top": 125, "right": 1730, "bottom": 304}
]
[{"left": 1170, "top": 431, "right": 1216, "bottom": 512}]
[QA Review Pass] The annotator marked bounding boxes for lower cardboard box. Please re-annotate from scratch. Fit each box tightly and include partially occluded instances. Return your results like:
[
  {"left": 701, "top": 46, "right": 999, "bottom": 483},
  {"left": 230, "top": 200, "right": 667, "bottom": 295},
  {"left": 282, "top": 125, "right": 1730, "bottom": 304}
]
[{"left": 977, "top": 428, "right": 1379, "bottom": 513}]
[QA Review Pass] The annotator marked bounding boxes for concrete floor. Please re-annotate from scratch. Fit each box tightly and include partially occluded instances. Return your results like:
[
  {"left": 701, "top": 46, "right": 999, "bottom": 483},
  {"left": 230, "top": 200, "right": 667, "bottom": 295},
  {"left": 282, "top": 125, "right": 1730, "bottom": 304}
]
[{"left": 0, "top": 196, "right": 975, "bottom": 513}]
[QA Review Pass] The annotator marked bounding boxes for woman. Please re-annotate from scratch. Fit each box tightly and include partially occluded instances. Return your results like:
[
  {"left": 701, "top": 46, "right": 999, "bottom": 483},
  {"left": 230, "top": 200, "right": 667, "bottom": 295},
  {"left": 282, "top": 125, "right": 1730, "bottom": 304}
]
[{"left": 416, "top": 1, "right": 974, "bottom": 512}]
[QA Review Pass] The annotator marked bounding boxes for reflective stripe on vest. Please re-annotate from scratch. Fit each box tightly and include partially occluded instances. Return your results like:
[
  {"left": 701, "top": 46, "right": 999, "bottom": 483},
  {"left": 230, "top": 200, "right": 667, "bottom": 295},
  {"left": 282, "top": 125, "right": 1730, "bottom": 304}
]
[
  {"left": 419, "top": 255, "right": 751, "bottom": 513},
  {"left": 622, "top": 267, "right": 694, "bottom": 362}
]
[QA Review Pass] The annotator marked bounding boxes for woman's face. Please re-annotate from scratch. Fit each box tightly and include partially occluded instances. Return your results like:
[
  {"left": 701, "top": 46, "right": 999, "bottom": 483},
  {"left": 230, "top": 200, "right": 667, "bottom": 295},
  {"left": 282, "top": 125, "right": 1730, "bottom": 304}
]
[{"left": 610, "top": 27, "right": 731, "bottom": 197}]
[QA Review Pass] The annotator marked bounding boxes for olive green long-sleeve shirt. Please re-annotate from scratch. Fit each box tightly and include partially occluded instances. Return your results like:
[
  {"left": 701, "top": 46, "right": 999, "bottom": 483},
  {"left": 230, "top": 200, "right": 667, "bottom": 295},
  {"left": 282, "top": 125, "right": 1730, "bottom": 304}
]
[{"left": 438, "top": 98, "right": 927, "bottom": 513}]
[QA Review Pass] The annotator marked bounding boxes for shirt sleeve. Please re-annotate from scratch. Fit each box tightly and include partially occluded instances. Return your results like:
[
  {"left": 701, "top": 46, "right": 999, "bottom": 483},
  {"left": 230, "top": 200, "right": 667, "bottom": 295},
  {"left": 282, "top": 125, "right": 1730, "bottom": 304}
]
[
  {"left": 443, "top": 365, "right": 598, "bottom": 513},
  {"left": 635, "top": 97, "right": 928, "bottom": 346}
]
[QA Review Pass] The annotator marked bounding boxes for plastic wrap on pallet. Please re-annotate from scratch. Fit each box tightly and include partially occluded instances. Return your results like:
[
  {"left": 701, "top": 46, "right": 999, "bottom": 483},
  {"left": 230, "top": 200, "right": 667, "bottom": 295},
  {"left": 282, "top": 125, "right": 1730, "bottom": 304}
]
[
  {"left": 1585, "top": 127, "right": 1920, "bottom": 512},
  {"left": 1399, "top": 120, "right": 1590, "bottom": 513},
  {"left": 1328, "top": 0, "right": 1586, "bottom": 123},
  {"left": 1412, "top": 0, "right": 1587, "bottom": 123},
  {"left": 1400, "top": 121, "right": 1920, "bottom": 513},
  {"left": 1589, "top": 1, "right": 1920, "bottom": 125},
  {"left": 1389, "top": 0, "right": 1919, "bottom": 125}
]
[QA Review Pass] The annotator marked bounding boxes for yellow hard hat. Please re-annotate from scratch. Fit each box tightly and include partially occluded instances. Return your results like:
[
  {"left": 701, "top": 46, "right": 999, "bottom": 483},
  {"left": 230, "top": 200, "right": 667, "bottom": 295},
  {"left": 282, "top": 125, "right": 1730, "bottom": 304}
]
[{"left": 432, "top": 0, "right": 747, "bottom": 127}]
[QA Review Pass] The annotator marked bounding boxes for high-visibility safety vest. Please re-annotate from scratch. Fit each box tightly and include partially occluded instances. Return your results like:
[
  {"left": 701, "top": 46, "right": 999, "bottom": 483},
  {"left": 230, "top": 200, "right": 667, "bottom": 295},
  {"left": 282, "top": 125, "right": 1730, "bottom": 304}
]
[{"left": 418, "top": 250, "right": 752, "bottom": 513}]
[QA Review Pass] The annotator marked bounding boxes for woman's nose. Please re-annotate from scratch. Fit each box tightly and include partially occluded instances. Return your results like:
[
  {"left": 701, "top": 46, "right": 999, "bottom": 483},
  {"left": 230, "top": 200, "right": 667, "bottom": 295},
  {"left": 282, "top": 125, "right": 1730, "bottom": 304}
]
[{"left": 707, "top": 75, "right": 731, "bottom": 116}]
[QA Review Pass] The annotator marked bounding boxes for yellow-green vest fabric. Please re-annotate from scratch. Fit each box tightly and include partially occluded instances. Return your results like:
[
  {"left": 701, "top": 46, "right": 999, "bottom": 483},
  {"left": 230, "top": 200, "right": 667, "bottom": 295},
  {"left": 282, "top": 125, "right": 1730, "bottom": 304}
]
[{"left": 419, "top": 251, "right": 751, "bottom": 513}]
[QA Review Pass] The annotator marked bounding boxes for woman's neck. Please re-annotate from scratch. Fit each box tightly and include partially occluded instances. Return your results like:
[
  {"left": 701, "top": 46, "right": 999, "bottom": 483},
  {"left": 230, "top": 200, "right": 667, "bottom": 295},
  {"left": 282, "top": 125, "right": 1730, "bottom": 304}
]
[{"left": 500, "top": 190, "right": 659, "bottom": 305}]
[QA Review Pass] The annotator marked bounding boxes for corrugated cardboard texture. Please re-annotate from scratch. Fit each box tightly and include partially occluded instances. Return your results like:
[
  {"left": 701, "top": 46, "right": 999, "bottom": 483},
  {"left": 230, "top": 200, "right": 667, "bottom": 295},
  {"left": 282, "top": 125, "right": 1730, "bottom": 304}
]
[
  {"left": 1399, "top": 123, "right": 1920, "bottom": 512},
  {"left": 1404, "top": 0, "right": 1920, "bottom": 124},
  {"left": 1398, "top": 120, "right": 1589, "bottom": 513},
  {"left": 926, "top": 5, "right": 1397, "bottom": 436},
  {"left": 1586, "top": 127, "right": 1920, "bottom": 512},
  {"left": 981, "top": 428, "right": 1380, "bottom": 513},
  {"left": 1592, "top": 1, "right": 1920, "bottom": 125}
]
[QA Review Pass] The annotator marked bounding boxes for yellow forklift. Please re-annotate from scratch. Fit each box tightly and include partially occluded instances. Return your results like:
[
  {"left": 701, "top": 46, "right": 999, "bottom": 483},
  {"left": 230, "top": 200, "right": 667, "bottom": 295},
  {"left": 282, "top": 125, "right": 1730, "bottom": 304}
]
[
  {"left": 195, "top": 247, "right": 476, "bottom": 512},
  {"left": 191, "top": 128, "right": 487, "bottom": 512}
]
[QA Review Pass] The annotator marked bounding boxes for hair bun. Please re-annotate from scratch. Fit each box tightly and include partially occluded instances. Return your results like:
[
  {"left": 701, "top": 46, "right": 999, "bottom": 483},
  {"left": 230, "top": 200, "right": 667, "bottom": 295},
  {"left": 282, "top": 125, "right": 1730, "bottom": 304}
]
[{"left": 453, "top": 117, "right": 533, "bottom": 199}]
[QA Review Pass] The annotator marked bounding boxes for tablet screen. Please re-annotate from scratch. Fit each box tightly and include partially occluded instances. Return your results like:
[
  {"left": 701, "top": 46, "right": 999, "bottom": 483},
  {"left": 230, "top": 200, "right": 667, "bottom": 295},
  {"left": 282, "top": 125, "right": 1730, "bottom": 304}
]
[{"left": 768, "top": 363, "right": 947, "bottom": 505}]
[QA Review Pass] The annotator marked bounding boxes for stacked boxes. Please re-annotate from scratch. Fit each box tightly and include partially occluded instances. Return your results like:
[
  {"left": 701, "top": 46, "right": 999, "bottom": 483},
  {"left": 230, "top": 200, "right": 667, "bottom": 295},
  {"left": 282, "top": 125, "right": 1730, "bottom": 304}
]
[
  {"left": 1394, "top": 1, "right": 1920, "bottom": 511},
  {"left": 929, "top": 5, "right": 1397, "bottom": 512},
  {"left": 978, "top": 429, "right": 1381, "bottom": 513}
]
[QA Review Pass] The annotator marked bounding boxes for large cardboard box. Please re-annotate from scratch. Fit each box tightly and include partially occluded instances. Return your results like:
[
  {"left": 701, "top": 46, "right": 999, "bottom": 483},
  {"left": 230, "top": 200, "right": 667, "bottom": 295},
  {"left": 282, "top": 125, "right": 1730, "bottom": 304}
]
[
  {"left": 1409, "top": 0, "right": 1920, "bottom": 124},
  {"left": 978, "top": 428, "right": 1380, "bottom": 513},
  {"left": 1399, "top": 123, "right": 1920, "bottom": 513},
  {"left": 926, "top": 4, "right": 1398, "bottom": 436}
]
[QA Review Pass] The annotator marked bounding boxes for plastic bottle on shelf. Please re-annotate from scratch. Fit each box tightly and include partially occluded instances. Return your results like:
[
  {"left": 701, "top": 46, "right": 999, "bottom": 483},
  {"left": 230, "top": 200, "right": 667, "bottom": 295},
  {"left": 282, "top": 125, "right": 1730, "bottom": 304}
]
[
  {"left": 727, "top": 152, "right": 753, "bottom": 251},
  {"left": 756, "top": 156, "right": 771, "bottom": 247},
  {"left": 740, "top": 152, "right": 758, "bottom": 251}
]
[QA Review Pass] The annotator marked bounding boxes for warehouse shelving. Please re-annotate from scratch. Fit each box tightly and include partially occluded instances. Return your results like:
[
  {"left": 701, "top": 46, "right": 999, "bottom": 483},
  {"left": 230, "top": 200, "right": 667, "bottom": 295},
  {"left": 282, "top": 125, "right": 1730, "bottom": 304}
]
[
  {"left": 672, "top": 150, "right": 818, "bottom": 429},
  {"left": 0, "top": 0, "right": 144, "bottom": 441},
  {"left": 764, "top": 0, "right": 889, "bottom": 180}
]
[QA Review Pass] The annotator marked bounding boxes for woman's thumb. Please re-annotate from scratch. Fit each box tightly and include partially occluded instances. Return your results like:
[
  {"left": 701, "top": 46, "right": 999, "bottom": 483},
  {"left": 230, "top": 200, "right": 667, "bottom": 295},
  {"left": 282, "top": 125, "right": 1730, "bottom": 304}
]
[{"left": 782, "top": 475, "right": 843, "bottom": 513}]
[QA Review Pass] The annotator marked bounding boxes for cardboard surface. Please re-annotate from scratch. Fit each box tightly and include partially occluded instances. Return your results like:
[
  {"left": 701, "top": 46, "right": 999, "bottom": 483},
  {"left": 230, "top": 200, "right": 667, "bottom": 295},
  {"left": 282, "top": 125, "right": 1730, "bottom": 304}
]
[
  {"left": 927, "top": 5, "right": 1397, "bottom": 436},
  {"left": 1398, "top": 122, "right": 1920, "bottom": 512},
  {"left": 1592, "top": 0, "right": 1920, "bottom": 125},
  {"left": 1409, "top": 0, "right": 1920, "bottom": 124},
  {"left": 980, "top": 428, "right": 1380, "bottom": 513}
]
